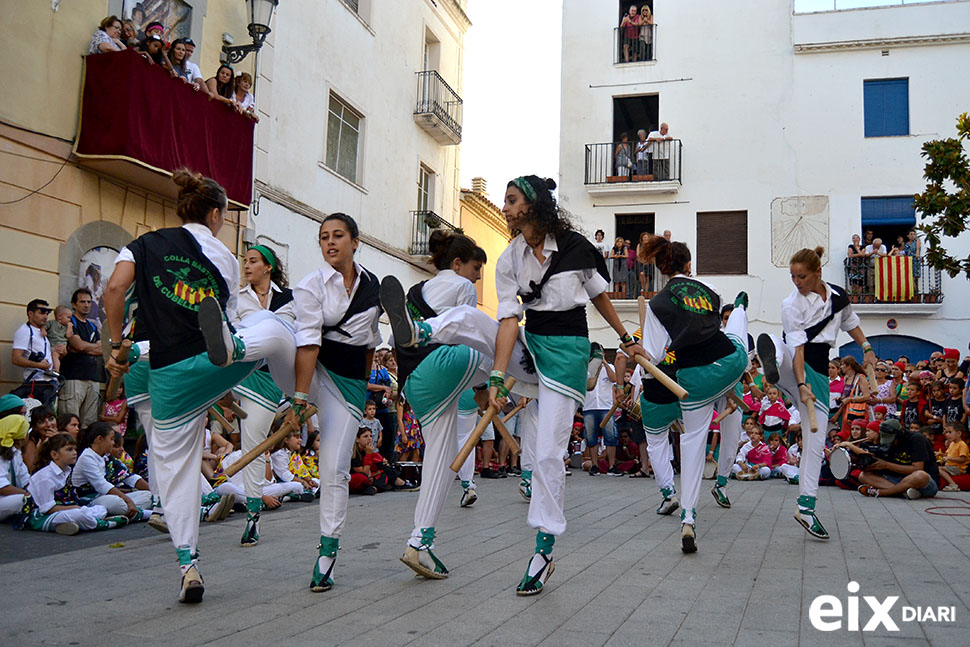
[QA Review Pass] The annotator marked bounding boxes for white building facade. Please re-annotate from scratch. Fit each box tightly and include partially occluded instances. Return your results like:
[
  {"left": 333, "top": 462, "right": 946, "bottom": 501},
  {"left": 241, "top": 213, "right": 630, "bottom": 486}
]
[
  {"left": 560, "top": 0, "right": 970, "bottom": 359},
  {"left": 249, "top": 0, "right": 469, "bottom": 297}
]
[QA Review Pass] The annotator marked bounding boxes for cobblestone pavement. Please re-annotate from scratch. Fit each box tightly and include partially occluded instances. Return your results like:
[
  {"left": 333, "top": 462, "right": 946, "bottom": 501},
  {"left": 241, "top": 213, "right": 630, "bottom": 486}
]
[{"left": 2, "top": 473, "right": 968, "bottom": 646}]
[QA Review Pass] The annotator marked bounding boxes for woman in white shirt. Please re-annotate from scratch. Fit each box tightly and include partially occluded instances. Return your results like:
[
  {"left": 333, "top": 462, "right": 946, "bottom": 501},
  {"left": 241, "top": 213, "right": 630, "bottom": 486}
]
[
  {"left": 757, "top": 246, "right": 875, "bottom": 541},
  {"left": 104, "top": 169, "right": 295, "bottom": 604},
  {"left": 288, "top": 213, "right": 382, "bottom": 594}
]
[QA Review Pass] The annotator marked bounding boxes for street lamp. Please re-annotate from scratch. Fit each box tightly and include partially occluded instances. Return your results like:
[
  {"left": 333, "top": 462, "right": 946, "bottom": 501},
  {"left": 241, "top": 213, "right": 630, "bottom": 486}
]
[{"left": 222, "top": 0, "right": 279, "bottom": 64}]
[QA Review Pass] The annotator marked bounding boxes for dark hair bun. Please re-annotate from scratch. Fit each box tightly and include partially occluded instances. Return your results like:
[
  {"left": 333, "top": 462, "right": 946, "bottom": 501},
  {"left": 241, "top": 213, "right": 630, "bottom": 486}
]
[
  {"left": 172, "top": 168, "right": 204, "bottom": 193},
  {"left": 427, "top": 229, "right": 455, "bottom": 257},
  {"left": 544, "top": 178, "right": 557, "bottom": 191}
]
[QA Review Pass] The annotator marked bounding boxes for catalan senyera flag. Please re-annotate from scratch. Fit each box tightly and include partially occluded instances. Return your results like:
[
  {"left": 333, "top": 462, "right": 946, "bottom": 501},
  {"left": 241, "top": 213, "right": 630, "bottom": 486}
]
[{"left": 875, "top": 256, "right": 915, "bottom": 302}]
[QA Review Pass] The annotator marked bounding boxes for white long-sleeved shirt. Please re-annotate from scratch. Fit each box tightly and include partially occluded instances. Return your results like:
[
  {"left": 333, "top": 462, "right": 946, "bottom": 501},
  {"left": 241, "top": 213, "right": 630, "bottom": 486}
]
[
  {"left": 71, "top": 447, "right": 115, "bottom": 496},
  {"left": 27, "top": 462, "right": 72, "bottom": 514},
  {"left": 0, "top": 449, "right": 30, "bottom": 490},
  {"left": 495, "top": 233, "right": 608, "bottom": 321},
  {"left": 293, "top": 262, "right": 381, "bottom": 349},
  {"left": 237, "top": 281, "right": 296, "bottom": 325},
  {"left": 270, "top": 449, "right": 294, "bottom": 483},
  {"left": 421, "top": 269, "right": 478, "bottom": 315},
  {"left": 781, "top": 283, "right": 860, "bottom": 350}
]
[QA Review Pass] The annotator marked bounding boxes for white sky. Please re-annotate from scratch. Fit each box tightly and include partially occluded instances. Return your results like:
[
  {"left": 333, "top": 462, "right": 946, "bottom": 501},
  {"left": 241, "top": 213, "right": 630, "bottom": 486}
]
[
  {"left": 460, "top": 0, "right": 563, "bottom": 204},
  {"left": 459, "top": 0, "right": 941, "bottom": 203}
]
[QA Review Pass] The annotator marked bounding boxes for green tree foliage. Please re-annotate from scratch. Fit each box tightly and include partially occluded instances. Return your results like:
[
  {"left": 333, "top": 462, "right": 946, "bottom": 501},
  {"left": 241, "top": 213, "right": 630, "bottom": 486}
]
[{"left": 914, "top": 113, "right": 970, "bottom": 279}]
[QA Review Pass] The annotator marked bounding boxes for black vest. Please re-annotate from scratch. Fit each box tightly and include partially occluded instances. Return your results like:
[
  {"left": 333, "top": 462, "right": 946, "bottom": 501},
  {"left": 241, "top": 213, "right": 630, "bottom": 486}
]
[
  {"left": 520, "top": 231, "right": 610, "bottom": 337},
  {"left": 395, "top": 281, "right": 443, "bottom": 390},
  {"left": 127, "top": 227, "right": 230, "bottom": 369},
  {"left": 641, "top": 354, "right": 679, "bottom": 405},
  {"left": 650, "top": 277, "right": 733, "bottom": 368},
  {"left": 317, "top": 268, "right": 380, "bottom": 381}
]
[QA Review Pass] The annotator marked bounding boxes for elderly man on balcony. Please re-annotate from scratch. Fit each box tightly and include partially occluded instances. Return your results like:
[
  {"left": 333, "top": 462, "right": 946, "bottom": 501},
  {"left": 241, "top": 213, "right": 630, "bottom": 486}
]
[{"left": 647, "top": 123, "right": 673, "bottom": 180}]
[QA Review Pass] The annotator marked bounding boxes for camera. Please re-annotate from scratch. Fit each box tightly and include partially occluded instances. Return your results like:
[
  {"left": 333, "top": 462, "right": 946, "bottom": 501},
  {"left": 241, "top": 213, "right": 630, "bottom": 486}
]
[
  {"left": 856, "top": 446, "right": 889, "bottom": 471},
  {"left": 27, "top": 350, "right": 46, "bottom": 363}
]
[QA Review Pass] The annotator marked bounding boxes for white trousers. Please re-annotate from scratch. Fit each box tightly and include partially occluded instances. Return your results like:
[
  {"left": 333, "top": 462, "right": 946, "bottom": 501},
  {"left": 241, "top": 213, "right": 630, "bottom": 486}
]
[
  {"left": 780, "top": 463, "right": 800, "bottom": 480},
  {"left": 456, "top": 411, "right": 476, "bottom": 484},
  {"left": 237, "top": 310, "right": 297, "bottom": 395},
  {"left": 764, "top": 333, "right": 827, "bottom": 500},
  {"left": 733, "top": 464, "right": 771, "bottom": 479},
  {"left": 646, "top": 430, "right": 676, "bottom": 493},
  {"left": 236, "top": 394, "right": 277, "bottom": 501},
  {"left": 90, "top": 490, "right": 153, "bottom": 515},
  {"left": 410, "top": 398, "right": 461, "bottom": 545},
  {"left": 42, "top": 504, "right": 108, "bottom": 531},
  {"left": 152, "top": 412, "right": 207, "bottom": 550},
  {"left": 517, "top": 398, "right": 538, "bottom": 473},
  {"left": 0, "top": 494, "right": 25, "bottom": 521},
  {"left": 716, "top": 402, "right": 744, "bottom": 481},
  {"left": 527, "top": 384, "right": 574, "bottom": 536},
  {"left": 214, "top": 480, "right": 302, "bottom": 501},
  {"left": 130, "top": 400, "right": 159, "bottom": 505},
  {"left": 311, "top": 368, "right": 360, "bottom": 538}
]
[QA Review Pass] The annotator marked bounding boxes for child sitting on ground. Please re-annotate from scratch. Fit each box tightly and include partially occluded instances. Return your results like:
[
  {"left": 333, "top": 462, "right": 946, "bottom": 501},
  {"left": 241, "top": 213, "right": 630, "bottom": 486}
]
[
  {"left": 71, "top": 422, "right": 152, "bottom": 521},
  {"left": 44, "top": 305, "right": 73, "bottom": 372},
  {"left": 303, "top": 431, "right": 319, "bottom": 481},
  {"left": 781, "top": 432, "right": 801, "bottom": 484},
  {"left": 359, "top": 401, "right": 384, "bottom": 449},
  {"left": 25, "top": 433, "right": 127, "bottom": 534},
  {"left": 733, "top": 426, "right": 771, "bottom": 480},
  {"left": 758, "top": 386, "right": 791, "bottom": 440},
  {"left": 201, "top": 424, "right": 233, "bottom": 481},
  {"left": 938, "top": 421, "right": 968, "bottom": 492},
  {"left": 269, "top": 430, "right": 316, "bottom": 500},
  {"left": 0, "top": 413, "right": 31, "bottom": 523},
  {"left": 284, "top": 429, "right": 319, "bottom": 494},
  {"left": 768, "top": 432, "right": 789, "bottom": 479}
]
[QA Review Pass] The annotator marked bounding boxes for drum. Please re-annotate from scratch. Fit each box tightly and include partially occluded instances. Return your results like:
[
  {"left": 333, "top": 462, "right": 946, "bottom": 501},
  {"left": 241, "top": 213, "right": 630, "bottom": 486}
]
[
  {"left": 702, "top": 459, "right": 717, "bottom": 480},
  {"left": 398, "top": 461, "right": 422, "bottom": 486},
  {"left": 829, "top": 447, "right": 853, "bottom": 481}
]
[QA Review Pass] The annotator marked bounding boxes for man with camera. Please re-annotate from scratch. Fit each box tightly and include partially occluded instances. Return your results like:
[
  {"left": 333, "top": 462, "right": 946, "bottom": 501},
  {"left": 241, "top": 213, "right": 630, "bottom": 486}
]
[
  {"left": 858, "top": 418, "right": 940, "bottom": 499},
  {"left": 10, "top": 298, "right": 58, "bottom": 407}
]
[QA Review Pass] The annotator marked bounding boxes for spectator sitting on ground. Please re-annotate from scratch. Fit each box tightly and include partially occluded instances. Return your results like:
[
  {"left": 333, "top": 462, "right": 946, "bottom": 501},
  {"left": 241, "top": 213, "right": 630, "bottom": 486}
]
[
  {"left": 206, "top": 64, "right": 237, "bottom": 107},
  {"left": 72, "top": 422, "right": 152, "bottom": 520},
  {"left": 232, "top": 72, "right": 259, "bottom": 120},
  {"left": 89, "top": 15, "right": 126, "bottom": 54},
  {"left": 60, "top": 288, "right": 104, "bottom": 430},
  {"left": 23, "top": 406, "right": 57, "bottom": 474},
  {"left": 0, "top": 410, "right": 30, "bottom": 523},
  {"left": 109, "top": 429, "right": 135, "bottom": 472},
  {"left": 11, "top": 299, "right": 57, "bottom": 408},
  {"left": 938, "top": 421, "right": 968, "bottom": 491},
  {"left": 733, "top": 425, "right": 771, "bottom": 480},
  {"left": 598, "top": 428, "right": 640, "bottom": 475},
  {"left": 44, "top": 305, "right": 73, "bottom": 373},
  {"left": 57, "top": 413, "right": 80, "bottom": 438},
  {"left": 858, "top": 419, "right": 940, "bottom": 499},
  {"left": 647, "top": 123, "right": 673, "bottom": 180},
  {"left": 767, "top": 432, "right": 789, "bottom": 478},
  {"left": 269, "top": 430, "right": 315, "bottom": 499},
  {"left": 282, "top": 429, "right": 319, "bottom": 494}
]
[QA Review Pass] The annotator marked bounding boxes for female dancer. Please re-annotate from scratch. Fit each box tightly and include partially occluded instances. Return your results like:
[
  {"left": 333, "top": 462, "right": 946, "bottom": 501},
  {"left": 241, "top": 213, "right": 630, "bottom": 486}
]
[
  {"left": 637, "top": 235, "right": 749, "bottom": 553},
  {"left": 483, "top": 176, "right": 643, "bottom": 594},
  {"left": 388, "top": 231, "right": 488, "bottom": 578},
  {"left": 104, "top": 169, "right": 295, "bottom": 603},
  {"left": 233, "top": 244, "right": 296, "bottom": 547},
  {"left": 756, "top": 247, "right": 875, "bottom": 540},
  {"left": 287, "top": 213, "right": 382, "bottom": 593}
]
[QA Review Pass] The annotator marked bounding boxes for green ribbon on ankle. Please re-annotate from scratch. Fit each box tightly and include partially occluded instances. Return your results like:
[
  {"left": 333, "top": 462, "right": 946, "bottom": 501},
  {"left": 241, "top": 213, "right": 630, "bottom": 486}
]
[
  {"left": 246, "top": 496, "right": 262, "bottom": 516},
  {"left": 660, "top": 486, "right": 674, "bottom": 499},
  {"left": 319, "top": 535, "right": 339, "bottom": 558},
  {"left": 797, "top": 495, "right": 816, "bottom": 512},
  {"left": 419, "top": 527, "right": 436, "bottom": 548},
  {"left": 461, "top": 480, "right": 471, "bottom": 489},
  {"left": 176, "top": 545, "right": 198, "bottom": 567},
  {"left": 520, "top": 470, "right": 532, "bottom": 481},
  {"left": 536, "top": 531, "right": 555, "bottom": 555},
  {"left": 716, "top": 475, "right": 727, "bottom": 487}
]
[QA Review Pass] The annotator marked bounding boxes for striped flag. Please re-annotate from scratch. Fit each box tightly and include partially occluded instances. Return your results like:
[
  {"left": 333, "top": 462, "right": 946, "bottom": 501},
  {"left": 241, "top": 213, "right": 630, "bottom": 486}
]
[{"left": 875, "top": 256, "right": 914, "bottom": 302}]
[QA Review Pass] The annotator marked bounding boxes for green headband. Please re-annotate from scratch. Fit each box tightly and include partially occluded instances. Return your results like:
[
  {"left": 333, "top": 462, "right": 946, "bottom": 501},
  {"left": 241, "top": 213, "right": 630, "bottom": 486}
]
[
  {"left": 512, "top": 176, "right": 537, "bottom": 203},
  {"left": 250, "top": 244, "right": 277, "bottom": 270}
]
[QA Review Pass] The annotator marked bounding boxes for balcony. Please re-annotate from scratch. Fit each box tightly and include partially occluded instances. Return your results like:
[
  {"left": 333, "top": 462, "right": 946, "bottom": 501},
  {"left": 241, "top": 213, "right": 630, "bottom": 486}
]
[
  {"left": 603, "top": 261, "right": 668, "bottom": 301},
  {"left": 614, "top": 25, "right": 656, "bottom": 64},
  {"left": 409, "top": 210, "right": 458, "bottom": 256},
  {"left": 843, "top": 256, "right": 943, "bottom": 314},
  {"left": 584, "top": 139, "right": 682, "bottom": 196},
  {"left": 413, "top": 71, "right": 463, "bottom": 146},
  {"left": 73, "top": 49, "right": 255, "bottom": 208}
]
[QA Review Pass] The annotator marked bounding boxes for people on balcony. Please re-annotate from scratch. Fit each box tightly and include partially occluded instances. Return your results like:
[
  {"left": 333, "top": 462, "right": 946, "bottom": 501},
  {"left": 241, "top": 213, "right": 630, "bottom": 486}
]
[
  {"left": 206, "top": 64, "right": 237, "bottom": 108},
  {"left": 904, "top": 228, "right": 922, "bottom": 280},
  {"left": 232, "top": 72, "right": 259, "bottom": 121},
  {"left": 620, "top": 6, "right": 641, "bottom": 63},
  {"left": 635, "top": 129, "right": 650, "bottom": 177},
  {"left": 610, "top": 237, "right": 629, "bottom": 295},
  {"left": 137, "top": 34, "right": 176, "bottom": 76},
  {"left": 89, "top": 16, "right": 127, "bottom": 55},
  {"left": 121, "top": 20, "right": 139, "bottom": 48},
  {"left": 169, "top": 39, "right": 195, "bottom": 84},
  {"left": 614, "top": 133, "right": 633, "bottom": 179},
  {"left": 647, "top": 123, "right": 673, "bottom": 180},
  {"left": 846, "top": 234, "right": 866, "bottom": 296},
  {"left": 639, "top": 5, "right": 654, "bottom": 60}
]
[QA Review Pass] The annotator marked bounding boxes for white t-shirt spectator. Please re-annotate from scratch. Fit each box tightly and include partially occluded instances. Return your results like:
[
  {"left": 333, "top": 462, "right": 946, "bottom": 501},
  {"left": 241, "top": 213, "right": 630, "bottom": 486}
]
[
  {"left": 864, "top": 244, "right": 888, "bottom": 256},
  {"left": 584, "top": 362, "right": 615, "bottom": 411},
  {"left": 593, "top": 239, "right": 611, "bottom": 258},
  {"left": 647, "top": 130, "right": 673, "bottom": 159},
  {"left": 234, "top": 91, "right": 256, "bottom": 112},
  {"left": 184, "top": 60, "right": 203, "bottom": 83},
  {"left": 12, "top": 322, "right": 53, "bottom": 382}
]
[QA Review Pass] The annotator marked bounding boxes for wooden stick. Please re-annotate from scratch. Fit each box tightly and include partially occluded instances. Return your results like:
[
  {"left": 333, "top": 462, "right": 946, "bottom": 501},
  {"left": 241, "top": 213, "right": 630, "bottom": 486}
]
[
  {"left": 806, "top": 397, "right": 819, "bottom": 434},
  {"left": 638, "top": 295, "right": 647, "bottom": 331},
  {"left": 224, "top": 405, "right": 318, "bottom": 478},
  {"left": 450, "top": 378, "right": 516, "bottom": 472},
  {"left": 492, "top": 417, "right": 520, "bottom": 455},
  {"left": 713, "top": 400, "right": 738, "bottom": 425},
  {"left": 501, "top": 400, "right": 528, "bottom": 424},
  {"left": 208, "top": 407, "right": 234, "bottom": 434},
  {"left": 105, "top": 340, "right": 132, "bottom": 401},
  {"left": 600, "top": 402, "right": 620, "bottom": 429},
  {"left": 226, "top": 400, "right": 248, "bottom": 419},
  {"left": 633, "top": 355, "right": 689, "bottom": 400},
  {"left": 726, "top": 391, "right": 751, "bottom": 412}
]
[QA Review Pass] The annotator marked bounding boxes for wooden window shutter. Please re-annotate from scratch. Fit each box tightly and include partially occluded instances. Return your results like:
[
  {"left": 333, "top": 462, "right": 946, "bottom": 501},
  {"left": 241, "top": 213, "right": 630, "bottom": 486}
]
[{"left": 697, "top": 211, "right": 747, "bottom": 275}]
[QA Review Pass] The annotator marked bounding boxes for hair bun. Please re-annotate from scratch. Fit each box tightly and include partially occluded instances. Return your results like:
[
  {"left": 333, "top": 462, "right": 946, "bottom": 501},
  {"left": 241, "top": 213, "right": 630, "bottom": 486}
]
[
  {"left": 427, "top": 229, "right": 454, "bottom": 256},
  {"left": 544, "top": 178, "right": 557, "bottom": 191},
  {"left": 814, "top": 246, "right": 825, "bottom": 258},
  {"left": 172, "top": 167, "right": 203, "bottom": 192}
]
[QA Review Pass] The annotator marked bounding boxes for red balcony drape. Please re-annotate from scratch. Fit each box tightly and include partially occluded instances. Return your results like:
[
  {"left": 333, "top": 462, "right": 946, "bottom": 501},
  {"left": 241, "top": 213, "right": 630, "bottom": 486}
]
[{"left": 75, "top": 49, "right": 255, "bottom": 207}]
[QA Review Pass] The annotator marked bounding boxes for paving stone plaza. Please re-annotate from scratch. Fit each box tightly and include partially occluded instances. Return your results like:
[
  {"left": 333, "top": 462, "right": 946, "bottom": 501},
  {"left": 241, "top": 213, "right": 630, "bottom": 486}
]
[{"left": 3, "top": 474, "right": 968, "bottom": 646}]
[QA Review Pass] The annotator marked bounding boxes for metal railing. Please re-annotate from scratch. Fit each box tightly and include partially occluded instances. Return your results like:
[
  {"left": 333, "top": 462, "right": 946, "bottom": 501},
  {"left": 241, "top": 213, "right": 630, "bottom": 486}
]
[
  {"left": 614, "top": 24, "right": 656, "bottom": 64},
  {"left": 584, "top": 139, "right": 682, "bottom": 185},
  {"left": 604, "top": 259, "right": 668, "bottom": 300},
  {"left": 414, "top": 70, "right": 463, "bottom": 142},
  {"left": 843, "top": 256, "right": 943, "bottom": 303},
  {"left": 409, "top": 210, "right": 458, "bottom": 256}
]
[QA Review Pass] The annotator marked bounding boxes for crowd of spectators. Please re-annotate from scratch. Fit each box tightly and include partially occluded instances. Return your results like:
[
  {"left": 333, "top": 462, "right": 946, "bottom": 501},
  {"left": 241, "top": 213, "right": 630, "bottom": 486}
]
[
  {"left": 87, "top": 15, "right": 259, "bottom": 121},
  {"left": 618, "top": 4, "right": 654, "bottom": 62},
  {"left": 591, "top": 229, "right": 671, "bottom": 299},
  {"left": 613, "top": 123, "right": 675, "bottom": 181},
  {"left": 846, "top": 228, "right": 925, "bottom": 298}
]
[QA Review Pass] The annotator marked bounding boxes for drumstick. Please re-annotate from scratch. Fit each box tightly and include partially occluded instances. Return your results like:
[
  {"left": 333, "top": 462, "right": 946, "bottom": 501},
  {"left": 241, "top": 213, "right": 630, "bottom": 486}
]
[
  {"left": 502, "top": 400, "right": 528, "bottom": 424},
  {"left": 209, "top": 407, "right": 234, "bottom": 434},
  {"left": 726, "top": 391, "right": 751, "bottom": 412},
  {"left": 105, "top": 340, "right": 132, "bottom": 401},
  {"left": 633, "top": 355, "right": 688, "bottom": 400},
  {"left": 713, "top": 400, "right": 738, "bottom": 425},
  {"left": 226, "top": 401, "right": 248, "bottom": 420},
  {"left": 601, "top": 384, "right": 631, "bottom": 429},
  {"left": 224, "top": 405, "right": 318, "bottom": 478},
  {"left": 450, "top": 377, "right": 516, "bottom": 472},
  {"left": 492, "top": 417, "right": 521, "bottom": 455}
]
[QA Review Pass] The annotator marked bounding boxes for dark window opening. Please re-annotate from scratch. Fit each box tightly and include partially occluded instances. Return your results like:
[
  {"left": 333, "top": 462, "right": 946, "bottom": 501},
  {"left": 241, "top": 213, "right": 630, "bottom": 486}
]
[{"left": 613, "top": 95, "right": 659, "bottom": 144}]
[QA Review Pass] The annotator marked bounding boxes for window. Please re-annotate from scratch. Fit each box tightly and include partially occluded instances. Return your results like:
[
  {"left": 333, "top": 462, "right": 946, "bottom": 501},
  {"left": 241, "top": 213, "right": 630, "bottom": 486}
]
[
  {"left": 339, "top": 0, "right": 372, "bottom": 25},
  {"left": 697, "top": 211, "right": 747, "bottom": 275},
  {"left": 863, "top": 78, "right": 909, "bottom": 137},
  {"left": 861, "top": 196, "right": 915, "bottom": 248},
  {"left": 325, "top": 94, "right": 361, "bottom": 184},
  {"left": 417, "top": 165, "right": 434, "bottom": 211}
]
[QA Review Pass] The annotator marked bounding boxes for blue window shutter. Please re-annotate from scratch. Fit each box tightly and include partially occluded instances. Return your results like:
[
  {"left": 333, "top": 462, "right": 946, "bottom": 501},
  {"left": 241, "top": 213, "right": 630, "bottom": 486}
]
[
  {"left": 864, "top": 78, "right": 909, "bottom": 137},
  {"left": 861, "top": 196, "right": 915, "bottom": 227}
]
